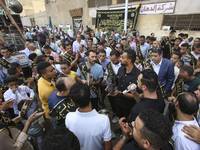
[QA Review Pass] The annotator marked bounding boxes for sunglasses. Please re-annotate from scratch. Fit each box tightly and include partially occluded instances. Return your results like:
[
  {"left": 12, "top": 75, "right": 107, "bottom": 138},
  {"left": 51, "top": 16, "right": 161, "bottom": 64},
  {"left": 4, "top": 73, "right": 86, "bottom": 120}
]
[{"left": 115, "top": 47, "right": 119, "bottom": 48}]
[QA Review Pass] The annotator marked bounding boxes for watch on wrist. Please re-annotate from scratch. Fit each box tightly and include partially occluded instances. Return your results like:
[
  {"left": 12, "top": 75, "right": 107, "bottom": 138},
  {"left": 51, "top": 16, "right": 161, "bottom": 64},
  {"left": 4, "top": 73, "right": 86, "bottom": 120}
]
[{"left": 120, "top": 135, "right": 128, "bottom": 142}]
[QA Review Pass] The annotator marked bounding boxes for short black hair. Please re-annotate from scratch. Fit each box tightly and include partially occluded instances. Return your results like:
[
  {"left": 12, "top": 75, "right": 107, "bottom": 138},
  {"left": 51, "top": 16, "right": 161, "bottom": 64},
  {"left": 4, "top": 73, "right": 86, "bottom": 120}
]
[
  {"left": 184, "top": 33, "right": 189, "bottom": 38},
  {"left": 178, "top": 33, "right": 184, "bottom": 37},
  {"left": 150, "top": 37, "right": 156, "bottom": 41},
  {"left": 175, "top": 37, "right": 182, "bottom": 42},
  {"left": 66, "top": 43, "right": 72, "bottom": 47},
  {"left": 181, "top": 43, "right": 189, "bottom": 48},
  {"left": 49, "top": 56, "right": 54, "bottom": 61},
  {"left": 43, "top": 45, "right": 51, "bottom": 49},
  {"left": 88, "top": 38, "right": 93, "bottom": 42},
  {"left": 69, "top": 83, "right": 90, "bottom": 108},
  {"left": 172, "top": 52, "right": 182, "bottom": 59},
  {"left": 10, "top": 62, "right": 20, "bottom": 68},
  {"left": 140, "top": 35, "right": 145, "bottom": 39},
  {"left": 151, "top": 48, "right": 162, "bottom": 55},
  {"left": 146, "top": 36, "right": 150, "bottom": 39},
  {"left": 99, "top": 49, "right": 106, "bottom": 55},
  {"left": 87, "top": 50, "right": 96, "bottom": 56},
  {"left": 28, "top": 53, "right": 37, "bottom": 61},
  {"left": 56, "top": 77, "right": 67, "bottom": 92},
  {"left": 60, "top": 60, "right": 70, "bottom": 67},
  {"left": 122, "top": 38, "right": 127, "bottom": 41},
  {"left": 124, "top": 50, "right": 136, "bottom": 64},
  {"left": 97, "top": 42, "right": 103, "bottom": 46},
  {"left": 177, "top": 92, "right": 199, "bottom": 115},
  {"left": 61, "top": 43, "right": 66, "bottom": 50},
  {"left": 116, "top": 43, "right": 123, "bottom": 49},
  {"left": 43, "top": 125, "right": 80, "bottom": 150},
  {"left": 110, "top": 50, "right": 120, "bottom": 58},
  {"left": 139, "top": 110, "right": 172, "bottom": 150},
  {"left": 36, "top": 55, "right": 48, "bottom": 63},
  {"left": 101, "top": 40, "right": 107, "bottom": 45},
  {"left": 141, "top": 69, "right": 158, "bottom": 93},
  {"left": 5, "top": 75, "right": 18, "bottom": 84},
  {"left": 8, "top": 66, "right": 17, "bottom": 75},
  {"left": 37, "top": 62, "right": 51, "bottom": 76},
  {"left": 180, "top": 66, "right": 194, "bottom": 76}
]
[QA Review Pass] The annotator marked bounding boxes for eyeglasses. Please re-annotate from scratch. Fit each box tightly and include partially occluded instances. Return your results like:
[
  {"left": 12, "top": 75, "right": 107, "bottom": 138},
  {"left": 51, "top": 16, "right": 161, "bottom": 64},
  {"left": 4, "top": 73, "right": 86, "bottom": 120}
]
[
  {"left": 115, "top": 47, "right": 119, "bottom": 49},
  {"left": 109, "top": 39, "right": 113, "bottom": 40},
  {"left": 92, "top": 47, "right": 97, "bottom": 49}
]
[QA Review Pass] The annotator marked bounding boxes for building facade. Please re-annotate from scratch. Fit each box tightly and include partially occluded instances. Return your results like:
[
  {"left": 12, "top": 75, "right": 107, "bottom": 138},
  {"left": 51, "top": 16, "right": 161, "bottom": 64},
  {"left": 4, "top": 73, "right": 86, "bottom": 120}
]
[{"left": 21, "top": 0, "right": 200, "bottom": 39}]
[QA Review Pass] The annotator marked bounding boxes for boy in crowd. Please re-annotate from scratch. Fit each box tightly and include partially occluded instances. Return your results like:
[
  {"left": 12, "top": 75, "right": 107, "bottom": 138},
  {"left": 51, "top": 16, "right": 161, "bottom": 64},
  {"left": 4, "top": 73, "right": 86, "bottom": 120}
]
[
  {"left": 61, "top": 60, "right": 77, "bottom": 81},
  {"left": 4, "top": 75, "right": 35, "bottom": 116}
]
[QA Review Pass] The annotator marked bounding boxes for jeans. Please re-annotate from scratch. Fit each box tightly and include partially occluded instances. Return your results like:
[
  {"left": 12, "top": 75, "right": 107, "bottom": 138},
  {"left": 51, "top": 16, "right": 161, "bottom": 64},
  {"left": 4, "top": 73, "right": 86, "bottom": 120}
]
[{"left": 29, "top": 130, "right": 44, "bottom": 150}]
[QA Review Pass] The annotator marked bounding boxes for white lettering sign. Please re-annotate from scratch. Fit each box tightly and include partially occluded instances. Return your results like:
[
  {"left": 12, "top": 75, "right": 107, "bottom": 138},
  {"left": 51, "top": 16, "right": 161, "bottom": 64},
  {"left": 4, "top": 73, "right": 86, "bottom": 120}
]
[{"left": 139, "top": 2, "right": 175, "bottom": 14}]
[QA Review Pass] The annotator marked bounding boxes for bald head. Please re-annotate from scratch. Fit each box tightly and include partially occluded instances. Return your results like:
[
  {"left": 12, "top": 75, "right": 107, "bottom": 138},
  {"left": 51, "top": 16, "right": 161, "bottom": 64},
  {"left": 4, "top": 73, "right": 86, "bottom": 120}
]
[
  {"left": 56, "top": 77, "right": 76, "bottom": 96},
  {"left": 28, "top": 43, "right": 36, "bottom": 51},
  {"left": 176, "top": 92, "right": 199, "bottom": 115},
  {"left": 153, "top": 41, "right": 160, "bottom": 48}
]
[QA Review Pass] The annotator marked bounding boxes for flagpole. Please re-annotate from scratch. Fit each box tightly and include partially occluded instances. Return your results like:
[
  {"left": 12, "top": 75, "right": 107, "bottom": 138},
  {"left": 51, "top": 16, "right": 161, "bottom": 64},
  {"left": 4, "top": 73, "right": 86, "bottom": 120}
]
[{"left": 124, "top": 0, "right": 128, "bottom": 33}]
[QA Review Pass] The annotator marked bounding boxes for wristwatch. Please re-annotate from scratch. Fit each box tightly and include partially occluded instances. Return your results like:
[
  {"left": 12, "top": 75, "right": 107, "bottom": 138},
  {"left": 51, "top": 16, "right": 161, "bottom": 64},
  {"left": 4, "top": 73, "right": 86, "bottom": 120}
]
[{"left": 120, "top": 135, "right": 128, "bottom": 142}]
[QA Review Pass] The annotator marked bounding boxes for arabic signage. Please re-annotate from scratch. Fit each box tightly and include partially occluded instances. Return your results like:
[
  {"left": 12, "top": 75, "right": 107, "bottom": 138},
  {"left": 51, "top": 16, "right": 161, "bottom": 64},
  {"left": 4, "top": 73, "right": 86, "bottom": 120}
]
[
  {"left": 140, "top": 2, "right": 175, "bottom": 15},
  {"left": 96, "top": 6, "right": 140, "bottom": 29}
]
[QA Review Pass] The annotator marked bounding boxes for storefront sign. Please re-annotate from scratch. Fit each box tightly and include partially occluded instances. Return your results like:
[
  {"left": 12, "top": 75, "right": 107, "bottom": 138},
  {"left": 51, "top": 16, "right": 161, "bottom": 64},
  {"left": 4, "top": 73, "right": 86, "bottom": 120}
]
[{"left": 140, "top": 2, "right": 175, "bottom": 14}]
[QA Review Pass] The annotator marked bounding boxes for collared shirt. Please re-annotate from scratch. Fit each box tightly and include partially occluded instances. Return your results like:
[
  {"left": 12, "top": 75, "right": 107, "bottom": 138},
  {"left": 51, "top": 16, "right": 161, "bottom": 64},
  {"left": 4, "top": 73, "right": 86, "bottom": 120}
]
[
  {"left": 20, "top": 48, "right": 33, "bottom": 57},
  {"left": 140, "top": 42, "right": 150, "bottom": 57},
  {"left": 38, "top": 77, "right": 56, "bottom": 118},
  {"left": 4, "top": 85, "right": 35, "bottom": 115},
  {"left": 152, "top": 58, "right": 163, "bottom": 75},
  {"left": 116, "top": 66, "right": 141, "bottom": 108},
  {"left": 105, "top": 62, "right": 121, "bottom": 75},
  {"left": 50, "top": 51, "right": 59, "bottom": 63},
  {"left": 104, "top": 47, "right": 112, "bottom": 59},
  {"left": 72, "top": 40, "right": 87, "bottom": 53},
  {"left": 172, "top": 117, "right": 200, "bottom": 150}
]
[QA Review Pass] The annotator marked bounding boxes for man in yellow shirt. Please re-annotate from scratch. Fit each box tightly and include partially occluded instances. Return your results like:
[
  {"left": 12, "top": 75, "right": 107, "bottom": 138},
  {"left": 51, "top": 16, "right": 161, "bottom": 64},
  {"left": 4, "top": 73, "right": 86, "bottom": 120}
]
[
  {"left": 37, "top": 62, "right": 57, "bottom": 122},
  {"left": 61, "top": 60, "right": 77, "bottom": 82}
]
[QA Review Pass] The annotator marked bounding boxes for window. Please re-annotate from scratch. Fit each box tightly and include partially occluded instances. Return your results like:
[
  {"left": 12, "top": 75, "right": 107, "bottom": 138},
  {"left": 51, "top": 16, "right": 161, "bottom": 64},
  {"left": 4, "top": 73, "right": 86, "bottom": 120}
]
[
  {"left": 92, "top": 18, "right": 96, "bottom": 25},
  {"left": 88, "top": 0, "right": 112, "bottom": 8},
  {"left": 163, "top": 14, "right": 200, "bottom": 31}
]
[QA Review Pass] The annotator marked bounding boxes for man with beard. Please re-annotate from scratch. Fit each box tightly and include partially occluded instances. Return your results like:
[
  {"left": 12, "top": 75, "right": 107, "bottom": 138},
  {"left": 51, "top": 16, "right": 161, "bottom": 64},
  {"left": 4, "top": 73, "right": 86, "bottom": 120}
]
[
  {"left": 127, "top": 69, "right": 165, "bottom": 123},
  {"left": 76, "top": 50, "right": 104, "bottom": 110},
  {"left": 109, "top": 50, "right": 140, "bottom": 119}
]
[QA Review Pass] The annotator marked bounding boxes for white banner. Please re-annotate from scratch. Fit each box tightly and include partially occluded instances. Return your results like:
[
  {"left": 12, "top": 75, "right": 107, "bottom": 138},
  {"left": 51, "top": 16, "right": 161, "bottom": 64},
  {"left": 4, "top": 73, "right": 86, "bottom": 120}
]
[{"left": 139, "top": 2, "right": 175, "bottom": 15}]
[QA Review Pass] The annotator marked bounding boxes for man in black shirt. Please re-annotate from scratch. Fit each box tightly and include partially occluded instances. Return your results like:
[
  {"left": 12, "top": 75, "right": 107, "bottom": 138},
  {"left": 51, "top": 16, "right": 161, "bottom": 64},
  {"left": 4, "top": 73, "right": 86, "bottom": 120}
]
[
  {"left": 127, "top": 69, "right": 165, "bottom": 123},
  {"left": 109, "top": 50, "right": 140, "bottom": 119},
  {"left": 113, "top": 110, "right": 172, "bottom": 150}
]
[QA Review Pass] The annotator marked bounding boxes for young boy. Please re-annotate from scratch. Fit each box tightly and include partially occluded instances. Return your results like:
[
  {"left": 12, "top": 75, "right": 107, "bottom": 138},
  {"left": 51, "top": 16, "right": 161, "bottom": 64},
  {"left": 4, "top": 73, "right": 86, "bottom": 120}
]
[
  {"left": 4, "top": 75, "right": 35, "bottom": 116},
  {"left": 61, "top": 60, "right": 77, "bottom": 81},
  {"left": 180, "top": 43, "right": 191, "bottom": 66},
  {"left": 18, "top": 100, "right": 44, "bottom": 150}
]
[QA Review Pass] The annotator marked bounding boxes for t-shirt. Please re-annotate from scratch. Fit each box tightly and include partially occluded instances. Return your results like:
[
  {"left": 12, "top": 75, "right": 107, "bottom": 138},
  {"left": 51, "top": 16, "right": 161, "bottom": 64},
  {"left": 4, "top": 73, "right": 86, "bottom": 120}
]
[
  {"left": 65, "top": 109, "right": 111, "bottom": 150},
  {"left": 121, "top": 138, "right": 144, "bottom": 150},
  {"left": 181, "top": 54, "right": 191, "bottom": 66},
  {"left": 48, "top": 90, "right": 66, "bottom": 111},
  {"left": 127, "top": 93, "right": 165, "bottom": 123},
  {"left": 183, "top": 77, "right": 200, "bottom": 92},
  {"left": 66, "top": 71, "right": 77, "bottom": 81}
]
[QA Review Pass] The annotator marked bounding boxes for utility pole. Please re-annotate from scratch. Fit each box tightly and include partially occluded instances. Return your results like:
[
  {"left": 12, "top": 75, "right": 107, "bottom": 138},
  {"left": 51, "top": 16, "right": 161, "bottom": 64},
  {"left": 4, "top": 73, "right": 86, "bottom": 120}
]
[{"left": 124, "top": 0, "right": 128, "bottom": 33}]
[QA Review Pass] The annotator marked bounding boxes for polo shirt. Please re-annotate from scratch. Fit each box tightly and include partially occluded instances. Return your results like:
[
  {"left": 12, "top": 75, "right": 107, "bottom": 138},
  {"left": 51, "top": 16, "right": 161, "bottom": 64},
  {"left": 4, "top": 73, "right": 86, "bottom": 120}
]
[
  {"left": 116, "top": 66, "right": 141, "bottom": 108},
  {"left": 127, "top": 93, "right": 165, "bottom": 123},
  {"left": 38, "top": 77, "right": 56, "bottom": 118}
]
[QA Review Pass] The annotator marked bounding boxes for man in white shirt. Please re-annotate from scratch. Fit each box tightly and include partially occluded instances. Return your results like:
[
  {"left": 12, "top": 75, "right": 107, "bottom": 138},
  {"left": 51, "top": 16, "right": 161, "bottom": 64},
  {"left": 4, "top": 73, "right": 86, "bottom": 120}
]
[
  {"left": 191, "top": 43, "right": 200, "bottom": 60},
  {"left": 65, "top": 83, "right": 112, "bottom": 150},
  {"left": 172, "top": 92, "right": 200, "bottom": 150},
  {"left": 102, "top": 40, "right": 112, "bottom": 60},
  {"left": 105, "top": 50, "right": 121, "bottom": 123},
  {"left": 72, "top": 34, "right": 87, "bottom": 53},
  {"left": 27, "top": 43, "right": 43, "bottom": 56}
]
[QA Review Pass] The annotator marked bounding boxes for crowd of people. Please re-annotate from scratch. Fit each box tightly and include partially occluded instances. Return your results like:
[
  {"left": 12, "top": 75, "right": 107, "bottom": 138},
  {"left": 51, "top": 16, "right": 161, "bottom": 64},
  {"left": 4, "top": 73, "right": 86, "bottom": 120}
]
[{"left": 0, "top": 24, "right": 200, "bottom": 150}]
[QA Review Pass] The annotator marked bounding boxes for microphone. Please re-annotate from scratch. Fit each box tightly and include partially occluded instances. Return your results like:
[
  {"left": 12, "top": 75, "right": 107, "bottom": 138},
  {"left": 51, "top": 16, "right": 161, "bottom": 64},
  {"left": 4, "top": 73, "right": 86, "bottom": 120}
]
[{"left": 122, "top": 84, "right": 137, "bottom": 95}]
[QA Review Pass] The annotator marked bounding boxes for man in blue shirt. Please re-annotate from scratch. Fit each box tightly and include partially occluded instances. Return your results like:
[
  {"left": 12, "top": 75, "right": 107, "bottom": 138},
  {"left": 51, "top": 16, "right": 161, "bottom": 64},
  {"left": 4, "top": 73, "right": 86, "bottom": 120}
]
[
  {"left": 76, "top": 50, "right": 104, "bottom": 110},
  {"left": 140, "top": 35, "right": 150, "bottom": 58}
]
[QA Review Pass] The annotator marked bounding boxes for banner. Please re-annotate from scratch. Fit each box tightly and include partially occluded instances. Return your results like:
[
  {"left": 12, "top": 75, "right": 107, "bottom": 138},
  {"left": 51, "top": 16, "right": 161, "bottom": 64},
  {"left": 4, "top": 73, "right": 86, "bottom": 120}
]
[{"left": 96, "top": 4, "right": 140, "bottom": 29}]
